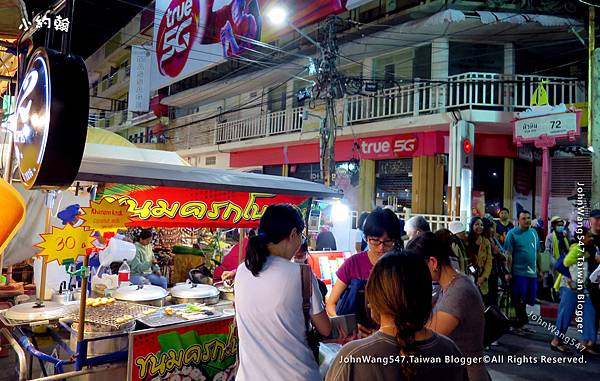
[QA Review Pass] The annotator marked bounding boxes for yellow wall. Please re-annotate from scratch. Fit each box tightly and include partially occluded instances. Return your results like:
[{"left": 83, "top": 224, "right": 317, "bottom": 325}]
[
  {"left": 411, "top": 155, "right": 445, "bottom": 214},
  {"left": 358, "top": 159, "right": 375, "bottom": 212}
]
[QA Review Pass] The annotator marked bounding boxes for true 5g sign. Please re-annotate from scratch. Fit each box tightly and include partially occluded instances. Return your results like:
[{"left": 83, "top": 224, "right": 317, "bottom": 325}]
[
  {"left": 13, "top": 47, "right": 89, "bottom": 189},
  {"left": 359, "top": 134, "right": 419, "bottom": 159}
]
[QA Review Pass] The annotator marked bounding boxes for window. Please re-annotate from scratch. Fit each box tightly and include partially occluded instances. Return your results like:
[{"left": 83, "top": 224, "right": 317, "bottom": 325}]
[
  {"left": 263, "top": 165, "right": 283, "bottom": 176},
  {"left": 376, "top": 159, "right": 412, "bottom": 209},
  {"left": 449, "top": 43, "right": 504, "bottom": 75},
  {"left": 205, "top": 156, "right": 217, "bottom": 166}
]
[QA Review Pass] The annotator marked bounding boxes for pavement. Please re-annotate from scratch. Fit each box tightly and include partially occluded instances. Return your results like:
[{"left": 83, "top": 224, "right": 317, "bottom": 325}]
[
  {"left": 0, "top": 303, "right": 598, "bottom": 380},
  {"left": 485, "top": 306, "right": 600, "bottom": 381}
]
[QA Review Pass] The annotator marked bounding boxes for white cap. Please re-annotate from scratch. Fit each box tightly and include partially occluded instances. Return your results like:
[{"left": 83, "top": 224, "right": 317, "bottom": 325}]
[{"left": 448, "top": 221, "right": 466, "bottom": 235}]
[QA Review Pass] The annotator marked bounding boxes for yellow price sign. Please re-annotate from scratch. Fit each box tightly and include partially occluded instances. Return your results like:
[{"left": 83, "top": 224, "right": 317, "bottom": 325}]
[
  {"left": 80, "top": 198, "right": 133, "bottom": 233},
  {"left": 35, "top": 224, "right": 96, "bottom": 265}
]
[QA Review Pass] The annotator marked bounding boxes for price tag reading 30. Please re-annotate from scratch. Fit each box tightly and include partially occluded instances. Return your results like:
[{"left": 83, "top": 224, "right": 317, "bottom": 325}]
[{"left": 35, "top": 224, "right": 96, "bottom": 264}]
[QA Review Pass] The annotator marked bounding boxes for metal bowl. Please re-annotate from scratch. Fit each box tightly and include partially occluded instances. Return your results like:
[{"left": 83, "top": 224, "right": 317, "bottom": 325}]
[{"left": 214, "top": 281, "right": 234, "bottom": 301}]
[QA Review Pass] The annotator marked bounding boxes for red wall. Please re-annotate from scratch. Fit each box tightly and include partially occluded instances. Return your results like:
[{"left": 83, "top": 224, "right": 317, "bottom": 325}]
[{"left": 229, "top": 131, "right": 516, "bottom": 168}]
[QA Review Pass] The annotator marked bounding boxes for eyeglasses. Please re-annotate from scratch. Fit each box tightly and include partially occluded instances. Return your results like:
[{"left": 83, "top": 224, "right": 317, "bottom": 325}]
[
  {"left": 367, "top": 238, "right": 396, "bottom": 248},
  {"left": 301, "top": 232, "right": 307, "bottom": 242}
]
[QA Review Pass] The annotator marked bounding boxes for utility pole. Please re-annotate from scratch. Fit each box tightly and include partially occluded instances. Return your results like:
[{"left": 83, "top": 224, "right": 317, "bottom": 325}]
[{"left": 318, "top": 17, "right": 343, "bottom": 187}]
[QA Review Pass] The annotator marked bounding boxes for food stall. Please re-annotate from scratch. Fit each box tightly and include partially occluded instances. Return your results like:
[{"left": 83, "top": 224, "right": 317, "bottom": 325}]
[{"left": 1, "top": 151, "right": 339, "bottom": 381}]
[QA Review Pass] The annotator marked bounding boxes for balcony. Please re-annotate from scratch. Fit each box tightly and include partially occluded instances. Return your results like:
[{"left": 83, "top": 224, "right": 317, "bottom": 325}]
[
  {"left": 88, "top": 110, "right": 130, "bottom": 130},
  {"left": 99, "top": 66, "right": 131, "bottom": 97},
  {"left": 345, "top": 73, "right": 585, "bottom": 125},
  {"left": 178, "top": 73, "right": 584, "bottom": 147},
  {"left": 215, "top": 107, "right": 305, "bottom": 144}
]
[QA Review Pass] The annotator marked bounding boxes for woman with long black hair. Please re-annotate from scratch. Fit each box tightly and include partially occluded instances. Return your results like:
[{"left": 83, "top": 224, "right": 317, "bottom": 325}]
[
  {"left": 467, "top": 217, "right": 493, "bottom": 297},
  {"left": 326, "top": 252, "right": 466, "bottom": 381},
  {"left": 234, "top": 204, "right": 331, "bottom": 381}
]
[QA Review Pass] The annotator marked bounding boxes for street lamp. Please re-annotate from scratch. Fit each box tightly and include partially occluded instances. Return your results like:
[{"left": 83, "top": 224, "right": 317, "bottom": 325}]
[{"left": 266, "top": 6, "right": 321, "bottom": 48}]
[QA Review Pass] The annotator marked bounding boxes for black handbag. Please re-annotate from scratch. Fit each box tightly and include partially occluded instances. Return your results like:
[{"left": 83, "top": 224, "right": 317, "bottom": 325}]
[{"left": 483, "top": 304, "right": 511, "bottom": 347}]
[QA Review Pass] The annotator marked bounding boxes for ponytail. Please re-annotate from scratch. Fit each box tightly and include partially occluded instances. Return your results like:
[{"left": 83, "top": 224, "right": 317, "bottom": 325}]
[
  {"left": 243, "top": 204, "right": 305, "bottom": 277},
  {"left": 394, "top": 317, "right": 418, "bottom": 380},
  {"left": 366, "top": 252, "right": 432, "bottom": 381},
  {"left": 245, "top": 234, "right": 270, "bottom": 277}
]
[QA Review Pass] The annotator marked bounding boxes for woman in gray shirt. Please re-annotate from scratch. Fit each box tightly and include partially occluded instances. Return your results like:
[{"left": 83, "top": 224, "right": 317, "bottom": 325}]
[
  {"left": 326, "top": 252, "right": 467, "bottom": 381},
  {"left": 407, "top": 232, "right": 489, "bottom": 381}
]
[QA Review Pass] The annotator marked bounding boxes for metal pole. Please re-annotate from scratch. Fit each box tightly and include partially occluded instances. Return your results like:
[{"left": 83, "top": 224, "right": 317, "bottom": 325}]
[
  {"left": 238, "top": 229, "right": 245, "bottom": 266},
  {"left": 1, "top": 328, "right": 27, "bottom": 381},
  {"left": 38, "top": 191, "right": 56, "bottom": 301},
  {"left": 30, "top": 364, "right": 123, "bottom": 381},
  {"left": 0, "top": 132, "right": 15, "bottom": 284},
  {"left": 540, "top": 146, "right": 551, "bottom": 237}
]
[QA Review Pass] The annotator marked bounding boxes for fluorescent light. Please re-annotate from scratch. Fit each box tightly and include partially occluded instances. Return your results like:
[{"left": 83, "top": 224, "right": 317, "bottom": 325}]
[
  {"left": 588, "top": 145, "right": 595, "bottom": 153},
  {"left": 331, "top": 201, "right": 349, "bottom": 222},
  {"left": 267, "top": 7, "right": 288, "bottom": 26}
]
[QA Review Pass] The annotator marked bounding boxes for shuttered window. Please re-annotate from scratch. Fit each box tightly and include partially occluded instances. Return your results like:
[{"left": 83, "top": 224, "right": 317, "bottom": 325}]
[{"left": 550, "top": 157, "right": 592, "bottom": 197}]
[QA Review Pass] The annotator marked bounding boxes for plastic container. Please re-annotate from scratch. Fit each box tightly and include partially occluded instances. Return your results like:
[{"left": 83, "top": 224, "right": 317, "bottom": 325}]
[{"left": 118, "top": 260, "right": 130, "bottom": 286}]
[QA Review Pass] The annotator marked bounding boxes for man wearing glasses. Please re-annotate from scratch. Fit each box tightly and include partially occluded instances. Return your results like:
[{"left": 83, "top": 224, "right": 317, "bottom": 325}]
[{"left": 326, "top": 208, "right": 402, "bottom": 335}]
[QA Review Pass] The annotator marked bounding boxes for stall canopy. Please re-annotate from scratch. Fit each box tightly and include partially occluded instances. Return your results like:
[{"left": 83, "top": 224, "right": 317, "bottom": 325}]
[
  {"left": 77, "top": 157, "right": 338, "bottom": 198},
  {"left": 77, "top": 156, "right": 339, "bottom": 228}
]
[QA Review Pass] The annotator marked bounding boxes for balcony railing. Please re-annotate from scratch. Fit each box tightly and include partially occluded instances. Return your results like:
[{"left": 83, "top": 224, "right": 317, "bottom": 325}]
[
  {"left": 215, "top": 107, "right": 305, "bottom": 144},
  {"left": 346, "top": 73, "right": 585, "bottom": 124},
  {"left": 192, "top": 73, "right": 585, "bottom": 145},
  {"left": 100, "top": 66, "right": 131, "bottom": 93},
  {"left": 88, "top": 109, "right": 129, "bottom": 129}
]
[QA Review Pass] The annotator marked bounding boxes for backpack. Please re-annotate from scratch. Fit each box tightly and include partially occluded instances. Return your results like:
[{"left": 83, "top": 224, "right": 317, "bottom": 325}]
[{"left": 335, "top": 278, "right": 375, "bottom": 329}]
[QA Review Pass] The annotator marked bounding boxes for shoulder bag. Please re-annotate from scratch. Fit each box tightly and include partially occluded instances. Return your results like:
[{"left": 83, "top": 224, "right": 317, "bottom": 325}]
[{"left": 300, "top": 264, "right": 321, "bottom": 363}]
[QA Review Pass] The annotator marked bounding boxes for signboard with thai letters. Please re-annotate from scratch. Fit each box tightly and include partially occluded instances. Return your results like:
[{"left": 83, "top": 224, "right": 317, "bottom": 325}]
[
  {"left": 513, "top": 111, "right": 580, "bottom": 145},
  {"left": 128, "top": 46, "right": 151, "bottom": 112}
]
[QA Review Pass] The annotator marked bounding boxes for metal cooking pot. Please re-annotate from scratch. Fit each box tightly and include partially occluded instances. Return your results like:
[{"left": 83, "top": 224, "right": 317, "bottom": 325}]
[
  {"left": 69, "top": 320, "right": 135, "bottom": 356},
  {"left": 112, "top": 284, "right": 168, "bottom": 307},
  {"left": 213, "top": 281, "right": 234, "bottom": 301},
  {"left": 170, "top": 282, "right": 220, "bottom": 305}
]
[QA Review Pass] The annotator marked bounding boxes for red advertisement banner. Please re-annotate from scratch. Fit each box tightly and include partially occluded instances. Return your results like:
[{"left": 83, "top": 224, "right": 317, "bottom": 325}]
[
  {"left": 129, "top": 317, "right": 236, "bottom": 381},
  {"left": 101, "top": 185, "right": 308, "bottom": 228},
  {"left": 151, "top": 0, "right": 362, "bottom": 90}
]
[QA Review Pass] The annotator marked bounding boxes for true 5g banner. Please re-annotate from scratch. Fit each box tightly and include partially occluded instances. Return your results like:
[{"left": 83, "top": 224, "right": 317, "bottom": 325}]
[{"left": 151, "top": 0, "right": 366, "bottom": 90}]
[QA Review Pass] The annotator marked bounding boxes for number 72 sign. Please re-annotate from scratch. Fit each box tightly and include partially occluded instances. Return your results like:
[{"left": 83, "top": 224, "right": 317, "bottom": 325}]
[
  {"left": 36, "top": 224, "right": 96, "bottom": 265},
  {"left": 513, "top": 111, "right": 581, "bottom": 145}
]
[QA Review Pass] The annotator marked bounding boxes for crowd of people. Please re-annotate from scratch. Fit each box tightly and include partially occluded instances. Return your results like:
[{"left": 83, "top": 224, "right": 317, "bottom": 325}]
[{"left": 232, "top": 204, "right": 600, "bottom": 380}]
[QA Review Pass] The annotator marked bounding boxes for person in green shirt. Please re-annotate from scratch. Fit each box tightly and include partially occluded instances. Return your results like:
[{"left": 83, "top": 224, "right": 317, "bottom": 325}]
[
  {"left": 129, "top": 229, "right": 167, "bottom": 289},
  {"left": 504, "top": 210, "right": 541, "bottom": 333}
]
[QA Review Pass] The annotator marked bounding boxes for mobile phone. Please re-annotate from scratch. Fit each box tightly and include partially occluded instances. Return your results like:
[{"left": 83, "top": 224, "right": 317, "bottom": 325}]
[{"left": 328, "top": 314, "right": 357, "bottom": 339}]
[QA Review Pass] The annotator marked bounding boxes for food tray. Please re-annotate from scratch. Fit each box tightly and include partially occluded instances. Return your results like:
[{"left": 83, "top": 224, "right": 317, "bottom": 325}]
[
  {"left": 136, "top": 304, "right": 222, "bottom": 328},
  {"left": 64, "top": 301, "right": 159, "bottom": 329}
]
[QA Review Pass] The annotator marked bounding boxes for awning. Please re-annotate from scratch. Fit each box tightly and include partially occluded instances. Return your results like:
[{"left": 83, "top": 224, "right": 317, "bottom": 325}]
[{"left": 76, "top": 157, "right": 339, "bottom": 199}]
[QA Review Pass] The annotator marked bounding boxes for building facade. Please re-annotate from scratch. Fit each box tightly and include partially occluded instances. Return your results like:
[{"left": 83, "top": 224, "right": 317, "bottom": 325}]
[{"left": 88, "top": 0, "right": 592, "bottom": 220}]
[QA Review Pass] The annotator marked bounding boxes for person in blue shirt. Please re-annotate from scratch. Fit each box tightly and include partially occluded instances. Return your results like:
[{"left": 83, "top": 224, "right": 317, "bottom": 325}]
[{"left": 504, "top": 210, "right": 541, "bottom": 333}]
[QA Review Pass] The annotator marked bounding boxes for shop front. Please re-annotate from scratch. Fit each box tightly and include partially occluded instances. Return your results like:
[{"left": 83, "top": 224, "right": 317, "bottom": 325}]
[{"left": 229, "top": 131, "right": 447, "bottom": 214}]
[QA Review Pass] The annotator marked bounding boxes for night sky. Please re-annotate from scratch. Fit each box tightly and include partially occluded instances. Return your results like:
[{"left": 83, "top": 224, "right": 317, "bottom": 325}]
[{"left": 23, "top": 0, "right": 153, "bottom": 58}]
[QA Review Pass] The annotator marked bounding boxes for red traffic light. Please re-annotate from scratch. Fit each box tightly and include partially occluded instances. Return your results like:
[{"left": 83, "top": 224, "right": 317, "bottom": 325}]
[{"left": 463, "top": 138, "right": 472, "bottom": 154}]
